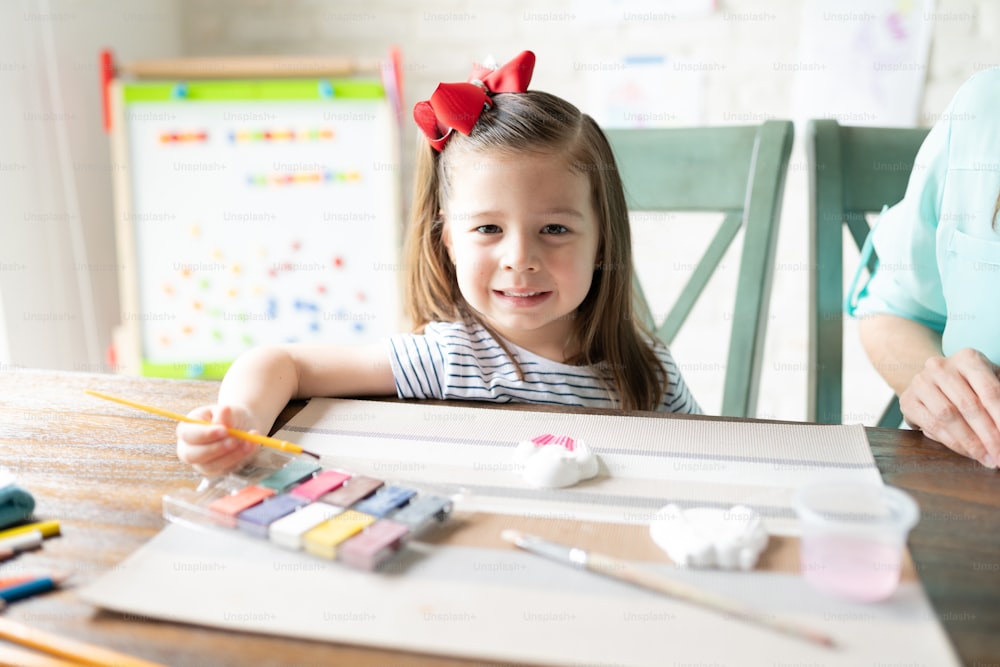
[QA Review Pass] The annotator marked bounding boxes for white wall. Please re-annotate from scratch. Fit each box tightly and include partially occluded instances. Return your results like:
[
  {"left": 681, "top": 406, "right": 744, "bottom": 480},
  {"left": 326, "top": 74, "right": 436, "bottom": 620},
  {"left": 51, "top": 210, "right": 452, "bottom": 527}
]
[{"left": 0, "top": 0, "right": 182, "bottom": 372}]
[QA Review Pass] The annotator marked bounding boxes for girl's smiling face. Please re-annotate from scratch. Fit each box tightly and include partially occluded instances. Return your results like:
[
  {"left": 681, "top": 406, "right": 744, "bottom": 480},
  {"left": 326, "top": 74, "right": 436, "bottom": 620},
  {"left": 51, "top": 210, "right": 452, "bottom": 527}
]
[{"left": 441, "top": 149, "right": 600, "bottom": 361}]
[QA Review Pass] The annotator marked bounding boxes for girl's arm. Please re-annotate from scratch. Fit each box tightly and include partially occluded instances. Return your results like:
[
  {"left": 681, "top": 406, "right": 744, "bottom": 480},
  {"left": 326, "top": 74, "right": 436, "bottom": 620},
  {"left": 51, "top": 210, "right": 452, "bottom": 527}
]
[
  {"left": 177, "top": 342, "right": 395, "bottom": 474},
  {"left": 860, "top": 313, "right": 1000, "bottom": 467}
]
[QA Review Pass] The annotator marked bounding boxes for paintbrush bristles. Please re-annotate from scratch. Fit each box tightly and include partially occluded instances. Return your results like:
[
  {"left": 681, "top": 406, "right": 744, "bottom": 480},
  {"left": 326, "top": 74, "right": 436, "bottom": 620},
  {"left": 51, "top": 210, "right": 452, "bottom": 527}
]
[{"left": 500, "top": 529, "right": 523, "bottom": 544}]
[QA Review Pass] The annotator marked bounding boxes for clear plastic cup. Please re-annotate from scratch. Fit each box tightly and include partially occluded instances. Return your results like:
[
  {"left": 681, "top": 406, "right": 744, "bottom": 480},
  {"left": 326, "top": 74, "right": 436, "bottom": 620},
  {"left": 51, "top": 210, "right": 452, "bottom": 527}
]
[{"left": 793, "top": 482, "right": 919, "bottom": 602}]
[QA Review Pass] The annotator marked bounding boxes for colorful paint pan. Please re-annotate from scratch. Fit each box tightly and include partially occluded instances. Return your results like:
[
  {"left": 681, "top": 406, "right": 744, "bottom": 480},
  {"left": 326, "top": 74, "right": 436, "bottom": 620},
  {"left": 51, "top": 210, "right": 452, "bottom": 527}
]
[
  {"left": 319, "top": 475, "right": 383, "bottom": 508},
  {"left": 236, "top": 494, "right": 310, "bottom": 538},
  {"left": 208, "top": 485, "right": 275, "bottom": 527},
  {"left": 338, "top": 520, "right": 410, "bottom": 571},
  {"left": 290, "top": 470, "right": 351, "bottom": 501},
  {"left": 259, "top": 460, "right": 322, "bottom": 493},
  {"left": 269, "top": 502, "right": 344, "bottom": 550},
  {"left": 303, "top": 510, "right": 376, "bottom": 560},
  {"left": 162, "top": 449, "right": 455, "bottom": 572},
  {"left": 389, "top": 495, "right": 453, "bottom": 535},
  {"left": 352, "top": 486, "right": 417, "bottom": 518}
]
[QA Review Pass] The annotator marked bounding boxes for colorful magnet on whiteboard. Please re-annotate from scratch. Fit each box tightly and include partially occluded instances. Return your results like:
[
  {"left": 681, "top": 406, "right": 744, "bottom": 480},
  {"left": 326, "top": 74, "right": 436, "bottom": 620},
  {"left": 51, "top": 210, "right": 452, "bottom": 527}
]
[
  {"left": 241, "top": 334, "right": 254, "bottom": 346},
  {"left": 236, "top": 493, "right": 310, "bottom": 538},
  {"left": 389, "top": 495, "right": 453, "bottom": 535},
  {"left": 333, "top": 256, "right": 343, "bottom": 268},
  {"left": 200, "top": 279, "right": 211, "bottom": 290},
  {"left": 352, "top": 486, "right": 417, "bottom": 518},
  {"left": 172, "top": 83, "right": 188, "bottom": 99},
  {"left": 267, "top": 298, "right": 277, "bottom": 319},
  {"left": 208, "top": 485, "right": 275, "bottom": 526},
  {"left": 291, "top": 470, "right": 351, "bottom": 501},
  {"left": 259, "top": 460, "right": 321, "bottom": 493},
  {"left": 338, "top": 519, "right": 410, "bottom": 570},
  {"left": 319, "top": 475, "right": 383, "bottom": 508},
  {"left": 303, "top": 510, "right": 376, "bottom": 560},
  {"left": 268, "top": 502, "right": 344, "bottom": 550},
  {"left": 318, "top": 80, "right": 334, "bottom": 98}
]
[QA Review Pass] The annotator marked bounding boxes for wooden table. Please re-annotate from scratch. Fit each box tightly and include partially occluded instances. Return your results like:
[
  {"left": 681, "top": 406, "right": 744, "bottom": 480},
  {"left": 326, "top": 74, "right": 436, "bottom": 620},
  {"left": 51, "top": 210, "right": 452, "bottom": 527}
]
[{"left": 0, "top": 370, "right": 996, "bottom": 666}]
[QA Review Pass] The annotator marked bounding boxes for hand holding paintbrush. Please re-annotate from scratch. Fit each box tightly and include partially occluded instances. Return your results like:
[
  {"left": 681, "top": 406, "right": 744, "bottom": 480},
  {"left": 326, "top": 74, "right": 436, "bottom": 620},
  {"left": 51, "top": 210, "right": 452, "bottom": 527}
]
[{"left": 86, "top": 390, "right": 321, "bottom": 468}]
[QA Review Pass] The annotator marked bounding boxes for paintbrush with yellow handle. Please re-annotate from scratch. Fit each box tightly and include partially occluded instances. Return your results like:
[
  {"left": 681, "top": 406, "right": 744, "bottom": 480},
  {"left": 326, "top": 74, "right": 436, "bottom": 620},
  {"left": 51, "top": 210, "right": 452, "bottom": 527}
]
[{"left": 86, "top": 389, "right": 320, "bottom": 459}]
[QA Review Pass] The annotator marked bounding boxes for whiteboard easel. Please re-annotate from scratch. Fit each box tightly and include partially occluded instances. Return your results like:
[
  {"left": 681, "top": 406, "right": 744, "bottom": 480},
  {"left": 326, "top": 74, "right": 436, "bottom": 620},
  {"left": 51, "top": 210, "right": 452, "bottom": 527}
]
[{"left": 107, "top": 55, "right": 403, "bottom": 379}]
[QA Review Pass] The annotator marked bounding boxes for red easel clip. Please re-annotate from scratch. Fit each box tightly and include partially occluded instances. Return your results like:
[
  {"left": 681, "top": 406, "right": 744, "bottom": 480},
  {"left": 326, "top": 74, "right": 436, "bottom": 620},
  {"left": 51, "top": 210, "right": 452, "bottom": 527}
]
[{"left": 100, "top": 48, "right": 115, "bottom": 133}]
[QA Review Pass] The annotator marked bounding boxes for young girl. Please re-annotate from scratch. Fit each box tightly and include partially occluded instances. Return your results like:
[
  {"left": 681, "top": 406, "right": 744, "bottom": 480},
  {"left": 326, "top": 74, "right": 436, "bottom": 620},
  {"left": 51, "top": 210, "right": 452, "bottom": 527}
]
[{"left": 177, "top": 50, "right": 700, "bottom": 475}]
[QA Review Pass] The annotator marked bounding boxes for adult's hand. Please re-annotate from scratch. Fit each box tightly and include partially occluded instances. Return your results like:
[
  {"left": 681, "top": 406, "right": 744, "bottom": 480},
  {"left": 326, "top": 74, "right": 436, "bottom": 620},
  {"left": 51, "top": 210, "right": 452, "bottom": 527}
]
[{"left": 899, "top": 347, "right": 1000, "bottom": 468}]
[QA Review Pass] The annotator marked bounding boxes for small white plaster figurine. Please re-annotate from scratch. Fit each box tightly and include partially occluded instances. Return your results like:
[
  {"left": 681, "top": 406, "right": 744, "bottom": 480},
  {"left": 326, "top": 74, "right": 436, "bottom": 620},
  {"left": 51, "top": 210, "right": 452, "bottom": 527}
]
[
  {"left": 513, "top": 433, "right": 599, "bottom": 489},
  {"left": 649, "top": 504, "right": 769, "bottom": 571}
]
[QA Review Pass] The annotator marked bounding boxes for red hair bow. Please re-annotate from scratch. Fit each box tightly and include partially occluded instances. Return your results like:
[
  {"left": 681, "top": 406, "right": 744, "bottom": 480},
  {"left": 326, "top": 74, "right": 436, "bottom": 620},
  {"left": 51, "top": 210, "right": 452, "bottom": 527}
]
[{"left": 413, "top": 50, "right": 536, "bottom": 152}]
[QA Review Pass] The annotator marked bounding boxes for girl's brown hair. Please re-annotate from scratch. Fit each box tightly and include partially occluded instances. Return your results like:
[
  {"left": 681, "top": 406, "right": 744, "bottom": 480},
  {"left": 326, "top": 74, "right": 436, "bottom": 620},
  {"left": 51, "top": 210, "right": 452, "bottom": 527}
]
[{"left": 403, "top": 90, "right": 665, "bottom": 411}]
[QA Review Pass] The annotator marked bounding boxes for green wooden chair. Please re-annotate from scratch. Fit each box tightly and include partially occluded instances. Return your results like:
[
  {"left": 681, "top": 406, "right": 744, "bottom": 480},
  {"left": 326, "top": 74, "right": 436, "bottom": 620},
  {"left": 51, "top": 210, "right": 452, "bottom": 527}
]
[
  {"left": 605, "top": 120, "right": 794, "bottom": 418},
  {"left": 807, "top": 119, "right": 930, "bottom": 426}
]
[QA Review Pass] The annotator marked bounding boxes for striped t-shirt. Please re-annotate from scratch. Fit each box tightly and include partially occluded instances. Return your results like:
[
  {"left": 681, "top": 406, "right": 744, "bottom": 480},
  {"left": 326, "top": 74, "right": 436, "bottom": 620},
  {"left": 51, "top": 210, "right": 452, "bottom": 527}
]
[{"left": 387, "top": 320, "right": 701, "bottom": 414}]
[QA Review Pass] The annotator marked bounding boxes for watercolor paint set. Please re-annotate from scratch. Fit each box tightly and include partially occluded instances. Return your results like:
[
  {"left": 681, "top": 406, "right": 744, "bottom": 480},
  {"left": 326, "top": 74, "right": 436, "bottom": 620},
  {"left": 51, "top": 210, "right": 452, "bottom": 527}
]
[{"left": 163, "top": 448, "right": 453, "bottom": 570}]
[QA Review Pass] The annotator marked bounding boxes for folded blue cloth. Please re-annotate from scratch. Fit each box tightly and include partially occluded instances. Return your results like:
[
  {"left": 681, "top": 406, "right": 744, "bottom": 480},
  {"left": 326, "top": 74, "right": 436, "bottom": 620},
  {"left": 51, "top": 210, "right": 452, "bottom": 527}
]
[{"left": 0, "top": 485, "right": 35, "bottom": 529}]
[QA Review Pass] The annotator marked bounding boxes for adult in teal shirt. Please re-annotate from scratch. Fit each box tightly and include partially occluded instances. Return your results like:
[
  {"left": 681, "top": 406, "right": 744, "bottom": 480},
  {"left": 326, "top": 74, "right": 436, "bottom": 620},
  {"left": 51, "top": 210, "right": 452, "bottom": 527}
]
[{"left": 849, "top": 67, "right": 1000, "bottom": 468}]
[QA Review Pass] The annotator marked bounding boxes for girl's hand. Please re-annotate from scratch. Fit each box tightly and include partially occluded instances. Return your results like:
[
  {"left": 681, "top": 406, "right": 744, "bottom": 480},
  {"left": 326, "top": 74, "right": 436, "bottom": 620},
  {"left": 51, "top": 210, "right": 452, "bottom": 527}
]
[
  {"left": 899, "top": 348, "right": 1000, "bottom": 468},
  {"left": 176, "top": 404, "right": 259, "bottom": 476}
]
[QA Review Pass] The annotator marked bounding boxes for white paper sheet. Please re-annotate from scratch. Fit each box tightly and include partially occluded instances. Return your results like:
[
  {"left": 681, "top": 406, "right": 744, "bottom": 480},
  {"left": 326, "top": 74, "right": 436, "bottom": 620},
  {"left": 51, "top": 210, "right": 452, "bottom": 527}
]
[
  {"left": 274, "top": 399, "right": 883, "bottom": 534},
  {"left": 81, "top": 523, "right": 959, "bottom": 667},
  {"left": 80, "top": 400, "right": 959, "bottom": 666}
]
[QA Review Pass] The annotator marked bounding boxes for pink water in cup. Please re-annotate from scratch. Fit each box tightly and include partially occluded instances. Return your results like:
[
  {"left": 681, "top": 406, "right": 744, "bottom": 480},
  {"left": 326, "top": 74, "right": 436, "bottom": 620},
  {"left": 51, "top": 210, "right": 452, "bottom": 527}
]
[{"left": 794, "top": 483, "right": 919, "bottom": 602}]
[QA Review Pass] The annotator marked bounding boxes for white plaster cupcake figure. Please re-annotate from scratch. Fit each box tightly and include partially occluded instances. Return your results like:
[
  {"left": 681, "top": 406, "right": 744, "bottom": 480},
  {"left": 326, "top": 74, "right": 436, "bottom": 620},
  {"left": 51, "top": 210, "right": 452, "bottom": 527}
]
[{"left": 513, "top": 434, "right": 599, "bottom": 488}]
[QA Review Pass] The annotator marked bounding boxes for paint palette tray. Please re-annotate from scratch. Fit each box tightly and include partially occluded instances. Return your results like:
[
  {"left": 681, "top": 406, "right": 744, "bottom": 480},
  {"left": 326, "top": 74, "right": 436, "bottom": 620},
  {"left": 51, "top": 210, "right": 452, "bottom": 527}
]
[{"left": 162, "top": 448, "right": 453, "bottom": 570}]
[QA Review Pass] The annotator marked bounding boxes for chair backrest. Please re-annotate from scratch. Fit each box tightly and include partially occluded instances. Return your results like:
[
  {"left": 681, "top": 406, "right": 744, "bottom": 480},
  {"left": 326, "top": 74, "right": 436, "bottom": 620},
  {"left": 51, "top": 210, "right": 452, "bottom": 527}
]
[
  {"left": 605, "top": 120, "right": 794, "bottom": 418},
  {"left": 807, "top": 119, "right": 930, "bottom": 425}
]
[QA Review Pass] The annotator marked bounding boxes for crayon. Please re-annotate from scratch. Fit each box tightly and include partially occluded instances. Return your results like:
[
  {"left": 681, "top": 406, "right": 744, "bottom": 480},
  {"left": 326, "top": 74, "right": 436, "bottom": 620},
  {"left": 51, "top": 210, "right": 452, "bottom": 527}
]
[
  {"left": 0, "top": 572, "right": 69, "bottom": 603},
  {"left": 0, "top": 529, "right": 44, "bottom": 553},
  {"left": 0, "top": 520, "right": 60, "bottom": 542}
]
